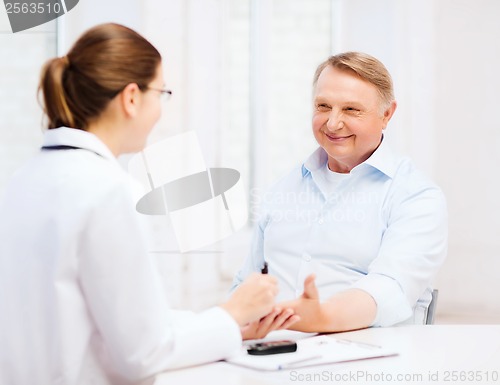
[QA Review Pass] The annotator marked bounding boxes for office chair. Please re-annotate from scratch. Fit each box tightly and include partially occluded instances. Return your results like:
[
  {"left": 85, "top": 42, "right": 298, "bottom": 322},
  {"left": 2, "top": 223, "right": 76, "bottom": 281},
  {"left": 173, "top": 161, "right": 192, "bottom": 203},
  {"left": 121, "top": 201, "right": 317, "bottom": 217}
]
[{"left": 425, "top": 289, "right": 439, "bottom": 325}]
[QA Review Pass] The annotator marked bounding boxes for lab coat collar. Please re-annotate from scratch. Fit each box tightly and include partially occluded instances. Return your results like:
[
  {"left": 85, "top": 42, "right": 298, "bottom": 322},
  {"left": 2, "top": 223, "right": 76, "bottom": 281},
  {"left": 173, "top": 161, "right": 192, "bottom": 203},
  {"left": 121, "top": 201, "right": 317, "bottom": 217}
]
[
  {"left": 301, "top": 135, "right": 398, "bottom": 179},
  {"left": 42, "top": 127, "right": 118, "bottom": 163}
]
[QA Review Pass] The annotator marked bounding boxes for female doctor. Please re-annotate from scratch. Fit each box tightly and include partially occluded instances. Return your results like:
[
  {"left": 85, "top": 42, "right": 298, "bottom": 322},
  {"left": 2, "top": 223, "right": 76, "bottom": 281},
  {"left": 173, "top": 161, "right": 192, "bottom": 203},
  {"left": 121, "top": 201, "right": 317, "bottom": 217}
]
[{"left": 0, "top": 23, "right": 298, "bottom": 385}]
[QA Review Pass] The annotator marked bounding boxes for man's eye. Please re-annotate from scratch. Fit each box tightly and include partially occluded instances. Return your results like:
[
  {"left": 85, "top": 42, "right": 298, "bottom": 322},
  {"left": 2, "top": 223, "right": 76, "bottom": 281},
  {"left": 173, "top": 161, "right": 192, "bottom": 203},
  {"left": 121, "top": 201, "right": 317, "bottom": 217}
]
[
  {"left": 316, "top": 104, "right": 330, "bottom": 110},
  {"left": 345, "top": 107, "right": 360, "bottom": 112}
]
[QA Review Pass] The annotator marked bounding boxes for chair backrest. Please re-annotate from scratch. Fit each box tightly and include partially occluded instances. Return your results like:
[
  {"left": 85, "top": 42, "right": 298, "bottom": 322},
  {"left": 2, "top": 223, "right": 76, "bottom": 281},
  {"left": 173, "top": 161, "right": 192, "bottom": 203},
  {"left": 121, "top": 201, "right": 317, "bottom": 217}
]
[{"left": 425, "top": 289, "right": 439, "bottom": 325}]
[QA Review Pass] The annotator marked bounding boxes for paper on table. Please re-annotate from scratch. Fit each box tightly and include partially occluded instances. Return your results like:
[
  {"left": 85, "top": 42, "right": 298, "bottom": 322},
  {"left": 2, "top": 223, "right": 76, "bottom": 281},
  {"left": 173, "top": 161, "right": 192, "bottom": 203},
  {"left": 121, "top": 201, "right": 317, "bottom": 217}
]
[{"left": 227, "top": 334, "right": 398, "bottom": 371}]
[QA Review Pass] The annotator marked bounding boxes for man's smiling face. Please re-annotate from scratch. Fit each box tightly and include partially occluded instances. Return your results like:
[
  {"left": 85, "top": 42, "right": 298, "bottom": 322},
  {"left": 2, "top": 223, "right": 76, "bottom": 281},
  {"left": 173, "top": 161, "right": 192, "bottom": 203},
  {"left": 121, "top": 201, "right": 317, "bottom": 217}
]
[{"left": 312, "top": 65, "right": 394, "bottom": 173}]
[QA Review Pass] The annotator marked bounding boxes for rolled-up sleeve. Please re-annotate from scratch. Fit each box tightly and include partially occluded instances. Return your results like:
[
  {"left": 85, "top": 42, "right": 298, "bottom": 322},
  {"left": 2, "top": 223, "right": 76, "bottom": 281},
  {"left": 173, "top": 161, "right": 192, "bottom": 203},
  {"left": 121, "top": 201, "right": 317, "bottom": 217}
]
[{"left": 352, "top": 182, "right": 448, "bottom": 326}]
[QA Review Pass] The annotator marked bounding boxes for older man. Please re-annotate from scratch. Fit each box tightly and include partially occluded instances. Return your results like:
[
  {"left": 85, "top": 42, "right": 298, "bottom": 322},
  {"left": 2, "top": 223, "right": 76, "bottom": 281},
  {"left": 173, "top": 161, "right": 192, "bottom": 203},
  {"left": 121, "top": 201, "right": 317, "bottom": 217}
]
[{"left": 232, "top": 52, "right": 447, "bottom": 332}]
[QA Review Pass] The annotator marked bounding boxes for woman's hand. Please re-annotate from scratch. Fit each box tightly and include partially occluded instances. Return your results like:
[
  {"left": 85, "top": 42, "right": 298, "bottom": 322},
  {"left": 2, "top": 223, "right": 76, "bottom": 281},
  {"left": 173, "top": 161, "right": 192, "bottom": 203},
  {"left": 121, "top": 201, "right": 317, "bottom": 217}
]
[
  {"left": 220, "top": 273, "right": 279, "bottom": 327},
  {"left": 240, "top": 307, "right": 300, "bottom": 340}
]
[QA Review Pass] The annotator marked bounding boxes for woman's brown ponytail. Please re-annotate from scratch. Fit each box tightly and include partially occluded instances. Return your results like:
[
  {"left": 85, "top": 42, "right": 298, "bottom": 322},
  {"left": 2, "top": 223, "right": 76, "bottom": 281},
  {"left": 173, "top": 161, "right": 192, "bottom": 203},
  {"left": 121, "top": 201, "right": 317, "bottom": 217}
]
[{"left": 39, "top": 56, "right": 75, "bottom": 129}]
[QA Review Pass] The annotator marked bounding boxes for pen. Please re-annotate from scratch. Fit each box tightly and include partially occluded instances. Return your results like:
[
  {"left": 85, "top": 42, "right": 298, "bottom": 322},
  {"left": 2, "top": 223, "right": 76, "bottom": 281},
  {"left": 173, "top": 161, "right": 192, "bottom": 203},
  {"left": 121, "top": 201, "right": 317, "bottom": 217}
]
[{"left": 261, "top": 262, "right": 268, "bottom": 274}]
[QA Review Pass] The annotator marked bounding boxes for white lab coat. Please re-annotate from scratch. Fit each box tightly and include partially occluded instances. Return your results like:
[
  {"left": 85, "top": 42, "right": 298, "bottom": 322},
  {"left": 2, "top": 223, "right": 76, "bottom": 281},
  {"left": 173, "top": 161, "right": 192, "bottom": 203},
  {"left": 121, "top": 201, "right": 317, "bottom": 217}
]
[{"left": 0, "top": 128, "right": 241, "bottom": 385}]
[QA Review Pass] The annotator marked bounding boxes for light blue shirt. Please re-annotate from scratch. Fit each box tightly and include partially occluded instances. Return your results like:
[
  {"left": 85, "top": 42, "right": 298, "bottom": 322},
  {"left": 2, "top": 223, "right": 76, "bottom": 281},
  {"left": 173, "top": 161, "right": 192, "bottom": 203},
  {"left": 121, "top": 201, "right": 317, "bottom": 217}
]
[{"left": 232, "top": 138, "right": 448, "bottom": 326}]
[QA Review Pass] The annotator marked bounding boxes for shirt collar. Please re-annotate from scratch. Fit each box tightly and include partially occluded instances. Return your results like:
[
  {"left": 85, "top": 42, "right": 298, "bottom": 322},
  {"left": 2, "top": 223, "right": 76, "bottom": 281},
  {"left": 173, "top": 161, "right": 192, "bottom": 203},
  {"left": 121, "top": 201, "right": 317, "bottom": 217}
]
[
  {"left": 42, "top": 127, "right": 118, "bottom": 162},
  {"left": 301, "top": 135, "right": 398, "bottom": 179},
  {"left": 302, "top": 147, "right": 327, "bottom": 177},
  {"left": 361, "top": 136, "right": 398, "bottom": 178}
]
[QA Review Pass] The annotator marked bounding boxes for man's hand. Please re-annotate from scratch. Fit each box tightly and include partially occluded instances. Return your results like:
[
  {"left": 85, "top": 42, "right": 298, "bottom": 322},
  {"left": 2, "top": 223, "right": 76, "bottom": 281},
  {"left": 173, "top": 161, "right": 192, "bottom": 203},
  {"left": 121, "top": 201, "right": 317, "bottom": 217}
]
[
  {"left": 277, "top": 274, "right": 330, "bottom": 332},
  {"left": 302, "top": 273, "right": 319, "bottom": 300}
]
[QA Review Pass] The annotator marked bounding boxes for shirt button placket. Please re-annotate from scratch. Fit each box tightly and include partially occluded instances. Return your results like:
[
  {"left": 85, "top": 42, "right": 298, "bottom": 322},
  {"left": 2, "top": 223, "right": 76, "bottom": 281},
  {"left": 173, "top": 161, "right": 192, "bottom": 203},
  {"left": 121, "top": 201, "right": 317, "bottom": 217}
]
[{"left": 296, "top": 252, "right": 312, "bottom": 297}]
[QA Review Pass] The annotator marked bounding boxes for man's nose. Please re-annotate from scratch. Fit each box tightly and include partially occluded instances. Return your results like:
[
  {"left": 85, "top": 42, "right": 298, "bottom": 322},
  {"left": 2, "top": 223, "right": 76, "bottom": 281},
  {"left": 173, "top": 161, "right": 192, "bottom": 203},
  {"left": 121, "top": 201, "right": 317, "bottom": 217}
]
[{"left": 326, "top": 110, "right": 344, "bottom": 131}]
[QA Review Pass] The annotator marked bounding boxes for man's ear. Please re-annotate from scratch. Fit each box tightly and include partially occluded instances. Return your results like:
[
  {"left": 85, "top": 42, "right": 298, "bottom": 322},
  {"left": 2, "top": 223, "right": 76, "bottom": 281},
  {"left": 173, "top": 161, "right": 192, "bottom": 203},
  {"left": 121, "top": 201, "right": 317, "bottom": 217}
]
[
  {"left": 382, "top": 100, "right": 397, "bottom": 127},
  {"left": 120, "top": 83, "right": 141, "bottom": 118}
]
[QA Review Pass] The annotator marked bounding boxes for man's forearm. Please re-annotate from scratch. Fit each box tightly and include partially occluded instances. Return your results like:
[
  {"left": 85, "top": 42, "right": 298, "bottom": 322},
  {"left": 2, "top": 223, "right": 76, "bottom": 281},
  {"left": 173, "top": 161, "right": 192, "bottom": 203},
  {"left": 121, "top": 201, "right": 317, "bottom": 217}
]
[{"left": 283, "top": 289, "right": 377, "bottom": 333}]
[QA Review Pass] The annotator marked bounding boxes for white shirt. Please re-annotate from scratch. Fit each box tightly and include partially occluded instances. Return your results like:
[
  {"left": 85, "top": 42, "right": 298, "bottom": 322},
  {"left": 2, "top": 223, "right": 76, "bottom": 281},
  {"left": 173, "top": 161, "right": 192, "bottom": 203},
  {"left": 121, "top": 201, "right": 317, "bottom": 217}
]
[
  {"left": 0, "top": 128, "right": 241, "bottom": 385},
  {"left": 233, "top": 138, "right": 448, "bottom": 326}
]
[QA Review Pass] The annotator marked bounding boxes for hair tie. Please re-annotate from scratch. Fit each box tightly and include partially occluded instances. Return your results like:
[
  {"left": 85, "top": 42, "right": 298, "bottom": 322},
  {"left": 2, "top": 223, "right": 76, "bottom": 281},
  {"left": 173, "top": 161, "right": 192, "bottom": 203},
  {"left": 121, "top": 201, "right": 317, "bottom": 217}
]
[{"left": 61, "top": 56, "right": 70, "bottom": 67}]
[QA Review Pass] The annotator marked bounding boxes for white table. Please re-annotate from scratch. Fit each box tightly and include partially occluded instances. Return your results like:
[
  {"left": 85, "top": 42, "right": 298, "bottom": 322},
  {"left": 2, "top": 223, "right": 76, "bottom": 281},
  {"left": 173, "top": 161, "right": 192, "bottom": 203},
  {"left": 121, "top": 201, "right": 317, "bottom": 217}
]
[{"left": 153, "top": 325, "right": 500, "bottom": 385}]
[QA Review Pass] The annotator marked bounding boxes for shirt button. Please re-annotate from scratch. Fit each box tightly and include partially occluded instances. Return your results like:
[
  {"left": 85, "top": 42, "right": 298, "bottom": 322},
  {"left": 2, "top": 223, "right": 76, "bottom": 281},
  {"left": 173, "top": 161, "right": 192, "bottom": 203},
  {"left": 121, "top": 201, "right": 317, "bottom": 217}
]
[
  {"left": 302, "top": 253, "right": 312, "bottom": 262},
  {"left": 318, "top": 218, "right": 324, "bottom": 225}
]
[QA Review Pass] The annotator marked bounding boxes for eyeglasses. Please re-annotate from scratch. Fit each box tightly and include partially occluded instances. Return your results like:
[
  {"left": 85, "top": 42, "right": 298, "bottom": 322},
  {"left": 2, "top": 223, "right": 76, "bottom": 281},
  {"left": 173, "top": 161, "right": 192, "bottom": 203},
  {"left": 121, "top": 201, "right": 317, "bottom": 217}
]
[{"left": 145, "top": 87, "right": 173, "bottom": 101}]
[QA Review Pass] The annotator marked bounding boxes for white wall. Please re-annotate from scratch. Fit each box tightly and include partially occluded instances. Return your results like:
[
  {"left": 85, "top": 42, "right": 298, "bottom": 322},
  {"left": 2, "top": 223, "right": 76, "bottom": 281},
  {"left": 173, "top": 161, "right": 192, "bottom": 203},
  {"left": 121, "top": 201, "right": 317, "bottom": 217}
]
[
  {"left": 433, "top": 0, "right": 500, "bottom": 318},
  {"left": 0, "top": 11, "right": 55, "bottom": 192}
]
